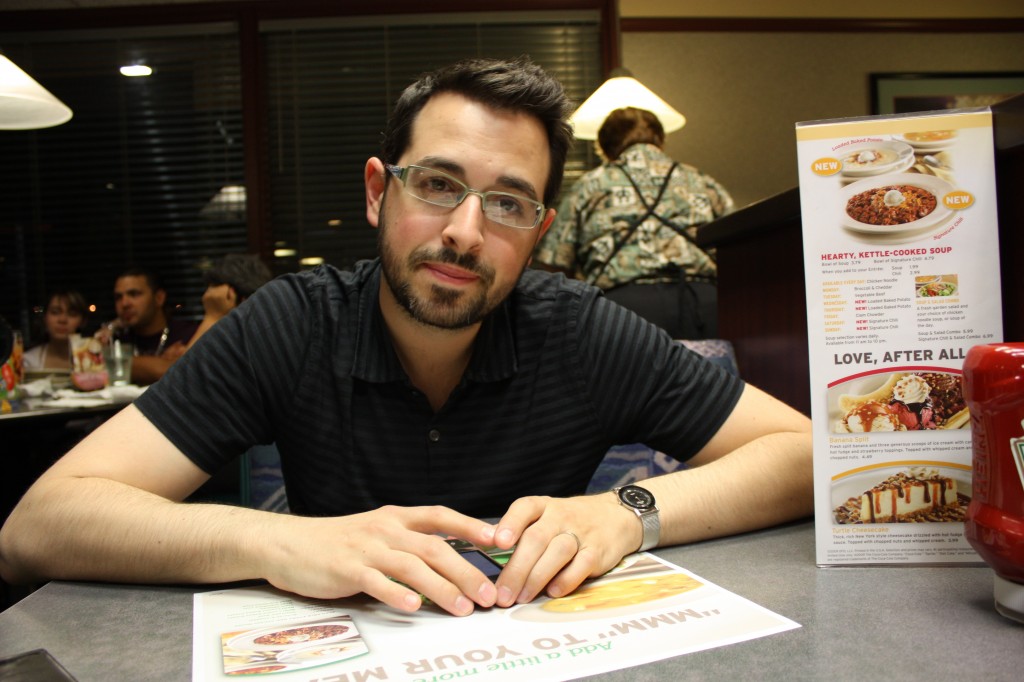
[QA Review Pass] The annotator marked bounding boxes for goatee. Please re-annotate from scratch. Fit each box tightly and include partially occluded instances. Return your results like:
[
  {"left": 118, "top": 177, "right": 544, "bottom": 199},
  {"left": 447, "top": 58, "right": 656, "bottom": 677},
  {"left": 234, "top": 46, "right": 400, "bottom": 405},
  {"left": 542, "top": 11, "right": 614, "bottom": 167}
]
[{"left": 378, "top": 204, "right": 507, "bottom": 330}]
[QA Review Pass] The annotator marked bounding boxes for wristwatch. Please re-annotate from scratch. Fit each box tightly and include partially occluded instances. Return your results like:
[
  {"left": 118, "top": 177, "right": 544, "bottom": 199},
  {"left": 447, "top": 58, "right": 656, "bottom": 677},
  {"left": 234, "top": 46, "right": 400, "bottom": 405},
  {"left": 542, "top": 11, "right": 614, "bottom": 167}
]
[{"left": 613, "top": 484, "right": 660, "bottom": 552}]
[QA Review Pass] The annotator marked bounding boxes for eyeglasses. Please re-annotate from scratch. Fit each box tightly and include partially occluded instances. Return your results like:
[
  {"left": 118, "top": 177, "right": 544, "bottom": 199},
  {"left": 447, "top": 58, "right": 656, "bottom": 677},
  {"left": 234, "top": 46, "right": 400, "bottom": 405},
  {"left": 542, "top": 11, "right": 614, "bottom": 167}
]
[{"left": 385, "top": 164, "right": 545, "bottom": 230}]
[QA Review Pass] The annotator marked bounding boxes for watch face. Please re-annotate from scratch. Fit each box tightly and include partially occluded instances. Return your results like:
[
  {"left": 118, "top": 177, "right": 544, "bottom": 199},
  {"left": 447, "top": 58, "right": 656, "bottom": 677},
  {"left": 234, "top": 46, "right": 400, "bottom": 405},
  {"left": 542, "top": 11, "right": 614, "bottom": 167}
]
[{"left": 618, "top": 485, "right": 655, "bottom": 511}]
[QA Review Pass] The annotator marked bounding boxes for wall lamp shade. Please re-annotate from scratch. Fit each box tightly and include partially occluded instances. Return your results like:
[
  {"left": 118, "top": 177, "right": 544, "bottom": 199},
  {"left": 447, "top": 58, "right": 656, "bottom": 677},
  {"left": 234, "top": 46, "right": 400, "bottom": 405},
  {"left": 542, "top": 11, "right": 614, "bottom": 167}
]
[
  {"left": 569, "top": 70, "right": 685, "bottom": 140},
  {"left": 0, "top": 54, "right": 73, "bottom": 130}
]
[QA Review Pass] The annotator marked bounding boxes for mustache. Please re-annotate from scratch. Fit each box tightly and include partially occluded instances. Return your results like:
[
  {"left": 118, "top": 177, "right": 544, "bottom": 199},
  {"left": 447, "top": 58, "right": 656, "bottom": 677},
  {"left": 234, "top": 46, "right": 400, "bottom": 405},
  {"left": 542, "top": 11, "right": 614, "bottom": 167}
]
[{"left": 408, "top": 247, "right": 494, "bottom": 283}]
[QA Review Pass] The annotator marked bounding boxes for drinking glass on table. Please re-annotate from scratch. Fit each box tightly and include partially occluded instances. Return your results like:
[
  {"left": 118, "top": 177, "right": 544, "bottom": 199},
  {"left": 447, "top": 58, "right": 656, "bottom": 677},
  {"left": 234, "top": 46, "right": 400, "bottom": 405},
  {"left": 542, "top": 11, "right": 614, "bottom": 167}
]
[{"left": 102, "top": 340, "right": 134, "bottom": 387}]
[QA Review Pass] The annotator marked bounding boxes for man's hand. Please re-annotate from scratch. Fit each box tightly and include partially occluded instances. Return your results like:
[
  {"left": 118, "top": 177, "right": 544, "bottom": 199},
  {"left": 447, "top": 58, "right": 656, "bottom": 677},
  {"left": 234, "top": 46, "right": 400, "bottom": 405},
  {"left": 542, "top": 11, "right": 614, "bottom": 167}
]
[
  {"left": 488, "top": 493, "right": 637, "bottom": 607},
  {"left": 260, "top": 506, "right": 500, "bottom": 616},
  {"left": 201, "top": 284, "right": 237, "bottom": 320},
  {"left": 159, "top": 341, "right": 187, "bottom": 362},
  {"left": 93, "top": 321, "right": 121, "bottom": 345}
]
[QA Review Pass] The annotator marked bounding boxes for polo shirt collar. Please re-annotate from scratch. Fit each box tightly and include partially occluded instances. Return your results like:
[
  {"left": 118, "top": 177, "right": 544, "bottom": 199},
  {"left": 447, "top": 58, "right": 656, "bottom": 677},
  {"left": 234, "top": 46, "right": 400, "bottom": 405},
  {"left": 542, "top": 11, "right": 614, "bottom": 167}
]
[{"left": 351, "top": 259, "right": 518, "bottom": 384}]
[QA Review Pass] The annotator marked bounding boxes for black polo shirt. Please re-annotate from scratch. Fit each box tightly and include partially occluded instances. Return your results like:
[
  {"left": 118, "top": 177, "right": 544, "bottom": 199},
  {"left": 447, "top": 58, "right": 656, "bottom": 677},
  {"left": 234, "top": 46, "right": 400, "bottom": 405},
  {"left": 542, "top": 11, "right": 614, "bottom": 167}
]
[{"left": 136, "top": 259, "right": 742, "bottom": 518}]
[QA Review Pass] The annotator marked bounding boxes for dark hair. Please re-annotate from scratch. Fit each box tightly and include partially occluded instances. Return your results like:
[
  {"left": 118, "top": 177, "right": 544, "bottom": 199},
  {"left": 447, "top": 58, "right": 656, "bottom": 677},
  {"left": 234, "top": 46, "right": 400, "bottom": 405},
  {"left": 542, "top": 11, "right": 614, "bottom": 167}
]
[
  {"left": 380, "top": 57, "right": 575, "bottom": 206},
  {"left": 116, "top": 267, "right": 164, "bottom": 294},
  {"left": 46, "top": 289, "right": 88, "bottom": 318},
  {"left": 204, "top": 253, "right": 273, "bottom": 301},
  {"left": 597, "top": 107, "right": 665, "bottom": 161}
]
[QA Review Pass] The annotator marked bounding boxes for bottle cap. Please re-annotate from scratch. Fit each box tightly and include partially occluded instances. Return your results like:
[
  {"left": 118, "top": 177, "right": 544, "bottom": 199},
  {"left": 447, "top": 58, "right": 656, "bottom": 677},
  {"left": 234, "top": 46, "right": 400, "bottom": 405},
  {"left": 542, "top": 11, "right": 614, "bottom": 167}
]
[{"left": 994, "top": 574, "right": 1024, "bottom": 624}]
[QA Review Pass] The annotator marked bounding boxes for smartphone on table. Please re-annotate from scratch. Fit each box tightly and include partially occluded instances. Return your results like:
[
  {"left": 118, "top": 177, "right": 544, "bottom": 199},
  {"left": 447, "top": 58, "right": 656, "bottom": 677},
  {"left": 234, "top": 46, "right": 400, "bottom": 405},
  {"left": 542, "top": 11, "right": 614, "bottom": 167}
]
[
  {"left": 0, "top": 649, "right": 79, "bottom": 681},
  {"left": 446, "top": 538, "right": 504, "bottom": 581}
]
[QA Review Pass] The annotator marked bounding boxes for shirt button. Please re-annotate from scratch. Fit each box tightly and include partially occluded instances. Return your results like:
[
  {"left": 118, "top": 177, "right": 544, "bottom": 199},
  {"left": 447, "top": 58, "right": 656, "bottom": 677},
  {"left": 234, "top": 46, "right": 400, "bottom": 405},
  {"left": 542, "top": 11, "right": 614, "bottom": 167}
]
[{"left": 428, "top": 429, "right": 441, "bottom": 443}]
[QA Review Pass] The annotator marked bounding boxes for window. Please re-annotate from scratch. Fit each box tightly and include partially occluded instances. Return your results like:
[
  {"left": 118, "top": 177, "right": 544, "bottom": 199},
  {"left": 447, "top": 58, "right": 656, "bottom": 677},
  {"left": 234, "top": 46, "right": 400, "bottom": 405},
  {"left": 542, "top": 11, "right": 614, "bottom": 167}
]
[
  {"left": 0, "top": 9, "right": 602, "bottom": 343},
  {"left": 0, "top": 27, "right": 245, "bottom": 335}
]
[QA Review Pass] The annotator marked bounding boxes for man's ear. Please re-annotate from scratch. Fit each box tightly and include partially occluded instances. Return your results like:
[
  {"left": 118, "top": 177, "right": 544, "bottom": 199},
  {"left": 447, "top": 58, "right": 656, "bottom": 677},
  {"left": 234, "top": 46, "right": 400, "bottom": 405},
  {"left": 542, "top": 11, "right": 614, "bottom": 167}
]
[
  {"left": 535, "top": 207, "right": 556, "bottom": 242},
  {"left": 365, "top": 158, "right": 386, "bottom": 228},
  {"left": 526, "top": 208, "right": 557, "bottom": 268},
  {"left": 155, "top": 288, "right": 167, "bottom": 308}
]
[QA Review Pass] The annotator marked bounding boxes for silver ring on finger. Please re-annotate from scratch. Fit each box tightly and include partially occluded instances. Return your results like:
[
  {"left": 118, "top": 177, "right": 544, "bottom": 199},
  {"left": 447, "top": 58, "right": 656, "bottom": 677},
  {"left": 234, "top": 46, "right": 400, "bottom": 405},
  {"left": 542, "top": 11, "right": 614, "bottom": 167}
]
[{"left": 558, "top": 530, "right": 582, "bottom": 554}]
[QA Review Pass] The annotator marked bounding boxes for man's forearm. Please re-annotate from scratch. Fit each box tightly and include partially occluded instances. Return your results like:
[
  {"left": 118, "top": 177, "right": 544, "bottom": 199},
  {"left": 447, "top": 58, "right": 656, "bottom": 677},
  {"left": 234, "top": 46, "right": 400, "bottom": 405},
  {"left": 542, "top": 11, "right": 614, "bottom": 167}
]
[
  {"left": 0, "top": 476, "right": 268, "bottom": 586},
  {"left": 130, "top": 355, "right": 175, "bottom": 385},
  {"left": 645, "top": 431, "right": 813, "bottom": 547},
  {"left": 183, "top": 313, "right": 226, "bottom": 352}
]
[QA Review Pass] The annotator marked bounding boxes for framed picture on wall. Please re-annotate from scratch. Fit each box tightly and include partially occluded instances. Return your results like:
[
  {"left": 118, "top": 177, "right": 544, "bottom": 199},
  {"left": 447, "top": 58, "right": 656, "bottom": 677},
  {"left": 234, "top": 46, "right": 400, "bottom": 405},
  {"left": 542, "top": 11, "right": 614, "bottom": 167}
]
[{"left": 870, "top": 72, "right": 1024, "bottom": 115}]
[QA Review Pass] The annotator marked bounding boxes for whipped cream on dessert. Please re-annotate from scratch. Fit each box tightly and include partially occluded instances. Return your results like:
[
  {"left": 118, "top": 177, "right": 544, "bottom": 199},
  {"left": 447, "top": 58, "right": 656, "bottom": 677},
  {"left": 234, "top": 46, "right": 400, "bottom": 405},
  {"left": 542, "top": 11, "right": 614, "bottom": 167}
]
[{"left": 892, "top": 374, "right": 930, "bottom": 404}]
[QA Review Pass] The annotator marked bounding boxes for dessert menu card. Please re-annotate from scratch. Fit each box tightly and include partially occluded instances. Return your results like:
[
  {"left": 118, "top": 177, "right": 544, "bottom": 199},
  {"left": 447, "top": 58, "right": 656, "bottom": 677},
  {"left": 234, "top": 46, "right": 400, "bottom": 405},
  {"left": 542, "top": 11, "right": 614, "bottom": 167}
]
[
  {"left": 193, "top": 553, "right": 799, "bottom": 681},
  {"left": 795, "top": 108, "right": 1003, "bottom": 566}
]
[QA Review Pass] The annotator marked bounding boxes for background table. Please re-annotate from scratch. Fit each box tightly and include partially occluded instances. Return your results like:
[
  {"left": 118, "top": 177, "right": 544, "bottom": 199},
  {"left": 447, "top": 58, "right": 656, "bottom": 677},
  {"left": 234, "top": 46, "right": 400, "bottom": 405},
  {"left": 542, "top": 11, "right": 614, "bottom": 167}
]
[{"left": 1, "top": 520, "right": 1020, "bottom": 680}]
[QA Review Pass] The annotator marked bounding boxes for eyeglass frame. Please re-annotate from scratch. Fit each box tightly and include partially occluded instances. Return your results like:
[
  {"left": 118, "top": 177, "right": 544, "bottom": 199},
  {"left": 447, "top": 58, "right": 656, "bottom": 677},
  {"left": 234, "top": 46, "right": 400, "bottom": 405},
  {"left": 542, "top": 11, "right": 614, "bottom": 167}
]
[{"left": 384, "top": 163, "right": 547, "bottom": 230}]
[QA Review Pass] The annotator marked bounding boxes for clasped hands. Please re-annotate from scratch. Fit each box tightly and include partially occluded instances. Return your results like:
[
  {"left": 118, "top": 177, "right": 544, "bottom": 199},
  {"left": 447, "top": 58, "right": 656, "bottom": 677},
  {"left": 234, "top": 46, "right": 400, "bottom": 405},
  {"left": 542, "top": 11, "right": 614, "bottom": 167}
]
[{"left": 261, "top": 493, "right": 640, "bottom": 617}]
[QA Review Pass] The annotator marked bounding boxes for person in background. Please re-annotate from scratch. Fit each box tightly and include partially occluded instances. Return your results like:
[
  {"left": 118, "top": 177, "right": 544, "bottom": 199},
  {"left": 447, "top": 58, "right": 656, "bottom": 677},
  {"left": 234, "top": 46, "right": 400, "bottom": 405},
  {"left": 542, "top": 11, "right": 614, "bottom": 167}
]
[
  {"left": 533, "top": 106, "right": 734, "bottom": 339},
  {"left": 107, "top": 267, "right": 198, "bottom": 384},
  {"left": 182, "top": 253, "right": 274, "bottom": 352},
  {"left": 0, "top": 58, "right": 810, "bottom": 619},
  {"left": 22, "top": 289, "right": 87, "bottom": 371}
]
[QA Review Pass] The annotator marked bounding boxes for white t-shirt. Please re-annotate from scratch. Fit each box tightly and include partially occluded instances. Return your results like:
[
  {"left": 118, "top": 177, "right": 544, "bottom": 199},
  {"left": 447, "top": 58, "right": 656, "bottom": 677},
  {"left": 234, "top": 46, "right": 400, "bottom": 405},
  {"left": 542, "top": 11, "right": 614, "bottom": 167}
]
[{"left": 22, "top": 344, "right": 48, "bottom": 371}]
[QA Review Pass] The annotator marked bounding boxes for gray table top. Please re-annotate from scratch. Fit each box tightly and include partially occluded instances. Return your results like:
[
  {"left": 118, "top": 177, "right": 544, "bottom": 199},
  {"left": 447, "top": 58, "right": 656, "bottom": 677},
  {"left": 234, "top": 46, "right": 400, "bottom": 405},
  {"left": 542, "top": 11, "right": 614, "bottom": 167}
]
[{"left": 1, "top": 519, "right": 1021, "bottom": 681}]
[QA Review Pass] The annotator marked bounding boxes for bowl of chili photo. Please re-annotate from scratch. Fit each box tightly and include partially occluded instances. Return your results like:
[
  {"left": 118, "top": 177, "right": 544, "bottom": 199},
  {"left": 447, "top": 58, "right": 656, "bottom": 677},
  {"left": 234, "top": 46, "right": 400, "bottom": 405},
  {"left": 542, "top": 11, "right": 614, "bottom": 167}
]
[{"left": 839, "top": 172, "right": 955, "bottom": 237}]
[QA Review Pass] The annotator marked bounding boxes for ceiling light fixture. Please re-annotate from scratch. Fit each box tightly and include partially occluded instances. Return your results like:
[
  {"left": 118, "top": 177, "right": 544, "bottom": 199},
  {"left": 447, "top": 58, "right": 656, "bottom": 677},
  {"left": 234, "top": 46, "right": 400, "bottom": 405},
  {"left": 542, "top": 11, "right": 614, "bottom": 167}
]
[
  {"left": 119, "top": 64, "right": 153, "bottom": 78},
  {"left": 568, "top": 6, "right": 684, "bottom": 141},
  {"left": 199, "top": 184, "right": 246, "bottom": 221},
  {"left": 0, "top": 53, "right": 73, "bottom": 130},
  {"left": 569, "top": 67, "right": 685, "bottom": 140}
]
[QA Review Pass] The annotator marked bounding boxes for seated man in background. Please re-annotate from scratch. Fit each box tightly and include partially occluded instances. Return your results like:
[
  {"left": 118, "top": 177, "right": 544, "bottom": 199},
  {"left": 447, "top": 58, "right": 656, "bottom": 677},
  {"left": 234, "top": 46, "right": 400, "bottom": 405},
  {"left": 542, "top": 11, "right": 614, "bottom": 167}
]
[
  {"left": 0, "top": 58, "right": 811, "bottom": 619},
  {"left": 182, "top": 253, "right": 274, "bottom": 352},
  {"left": 107, "top": 267, "right": 197, "bottom": 384}
]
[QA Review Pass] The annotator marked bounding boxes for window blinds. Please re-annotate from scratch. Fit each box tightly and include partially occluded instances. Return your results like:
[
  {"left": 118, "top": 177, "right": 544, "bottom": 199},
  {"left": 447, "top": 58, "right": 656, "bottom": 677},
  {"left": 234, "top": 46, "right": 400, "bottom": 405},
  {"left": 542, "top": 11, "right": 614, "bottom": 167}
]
[
  {"left": 0, "top": 11, "right": 600, "bottom": 339},
  {"left": 0, "top": 28, "right": 245, "bottom": 332}
]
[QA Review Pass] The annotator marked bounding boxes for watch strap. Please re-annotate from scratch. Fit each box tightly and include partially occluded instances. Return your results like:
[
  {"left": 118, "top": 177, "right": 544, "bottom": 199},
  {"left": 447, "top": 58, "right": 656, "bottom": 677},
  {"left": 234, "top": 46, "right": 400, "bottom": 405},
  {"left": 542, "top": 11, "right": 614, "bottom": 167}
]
[{"left": 638, "top": 508, "right": 659, "bottom": 552}]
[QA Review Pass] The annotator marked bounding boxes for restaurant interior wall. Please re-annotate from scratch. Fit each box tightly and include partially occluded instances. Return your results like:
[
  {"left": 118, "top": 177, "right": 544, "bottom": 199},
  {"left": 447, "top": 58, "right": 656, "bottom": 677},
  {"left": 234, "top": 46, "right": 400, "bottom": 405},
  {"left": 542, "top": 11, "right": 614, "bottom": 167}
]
[
  {"left": 619, "top": 20, "right": 1024, "bottom": 209},
  {"left": 0, "top": 3, "right": 607, "bottom": 338}
]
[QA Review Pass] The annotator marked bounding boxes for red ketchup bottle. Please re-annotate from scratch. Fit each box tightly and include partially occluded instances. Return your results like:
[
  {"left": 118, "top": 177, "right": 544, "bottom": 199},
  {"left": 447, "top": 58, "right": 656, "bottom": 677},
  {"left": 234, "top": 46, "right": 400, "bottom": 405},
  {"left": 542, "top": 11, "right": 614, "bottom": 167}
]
[{"left": 963, "top": 342, "right": 1024, "bottom": 624}]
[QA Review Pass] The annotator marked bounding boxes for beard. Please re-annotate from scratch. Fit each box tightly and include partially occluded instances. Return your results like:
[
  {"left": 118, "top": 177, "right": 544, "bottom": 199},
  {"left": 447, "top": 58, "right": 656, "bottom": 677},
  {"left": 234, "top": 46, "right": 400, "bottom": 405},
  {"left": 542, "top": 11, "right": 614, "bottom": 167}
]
[{"left": 377, "top": 194, "right": 522, "bottom": 330}]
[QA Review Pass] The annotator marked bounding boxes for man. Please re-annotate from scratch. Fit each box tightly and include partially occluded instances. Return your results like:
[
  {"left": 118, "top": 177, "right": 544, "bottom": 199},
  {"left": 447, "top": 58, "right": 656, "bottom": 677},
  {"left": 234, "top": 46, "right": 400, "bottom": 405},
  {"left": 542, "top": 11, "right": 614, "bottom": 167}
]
[
  {"left": 108, "top": 268, "right": 198, "bottom": 384},
  {"left": 0, "top": 58, "right": 811, "bottom": 618}
]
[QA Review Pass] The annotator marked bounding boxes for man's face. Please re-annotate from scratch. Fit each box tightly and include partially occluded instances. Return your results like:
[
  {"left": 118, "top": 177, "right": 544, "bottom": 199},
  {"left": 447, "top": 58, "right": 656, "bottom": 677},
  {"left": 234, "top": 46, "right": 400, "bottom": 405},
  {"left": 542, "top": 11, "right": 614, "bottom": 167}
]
[
  {"left": 369, "top": 92, "right": 555, "bottom": 330},
  {"left": 113, "top": 275, "right": 163, "bottom": 330}
]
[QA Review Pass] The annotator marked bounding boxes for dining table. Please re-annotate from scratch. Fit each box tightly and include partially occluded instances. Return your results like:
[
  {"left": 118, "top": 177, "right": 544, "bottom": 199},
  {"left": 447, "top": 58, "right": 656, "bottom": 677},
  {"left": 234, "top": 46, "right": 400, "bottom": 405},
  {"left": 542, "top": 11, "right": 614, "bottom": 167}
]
[{"left": 0, "top": 519, "right": 1020, "bottom": 681}]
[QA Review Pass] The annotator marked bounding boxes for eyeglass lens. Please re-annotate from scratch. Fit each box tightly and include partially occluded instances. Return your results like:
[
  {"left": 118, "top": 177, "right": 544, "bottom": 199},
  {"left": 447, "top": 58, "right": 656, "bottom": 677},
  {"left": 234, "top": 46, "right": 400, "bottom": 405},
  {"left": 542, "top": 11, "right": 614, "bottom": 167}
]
[{"left": 400, "top": 165, "right": 542, "bottom": 229}]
